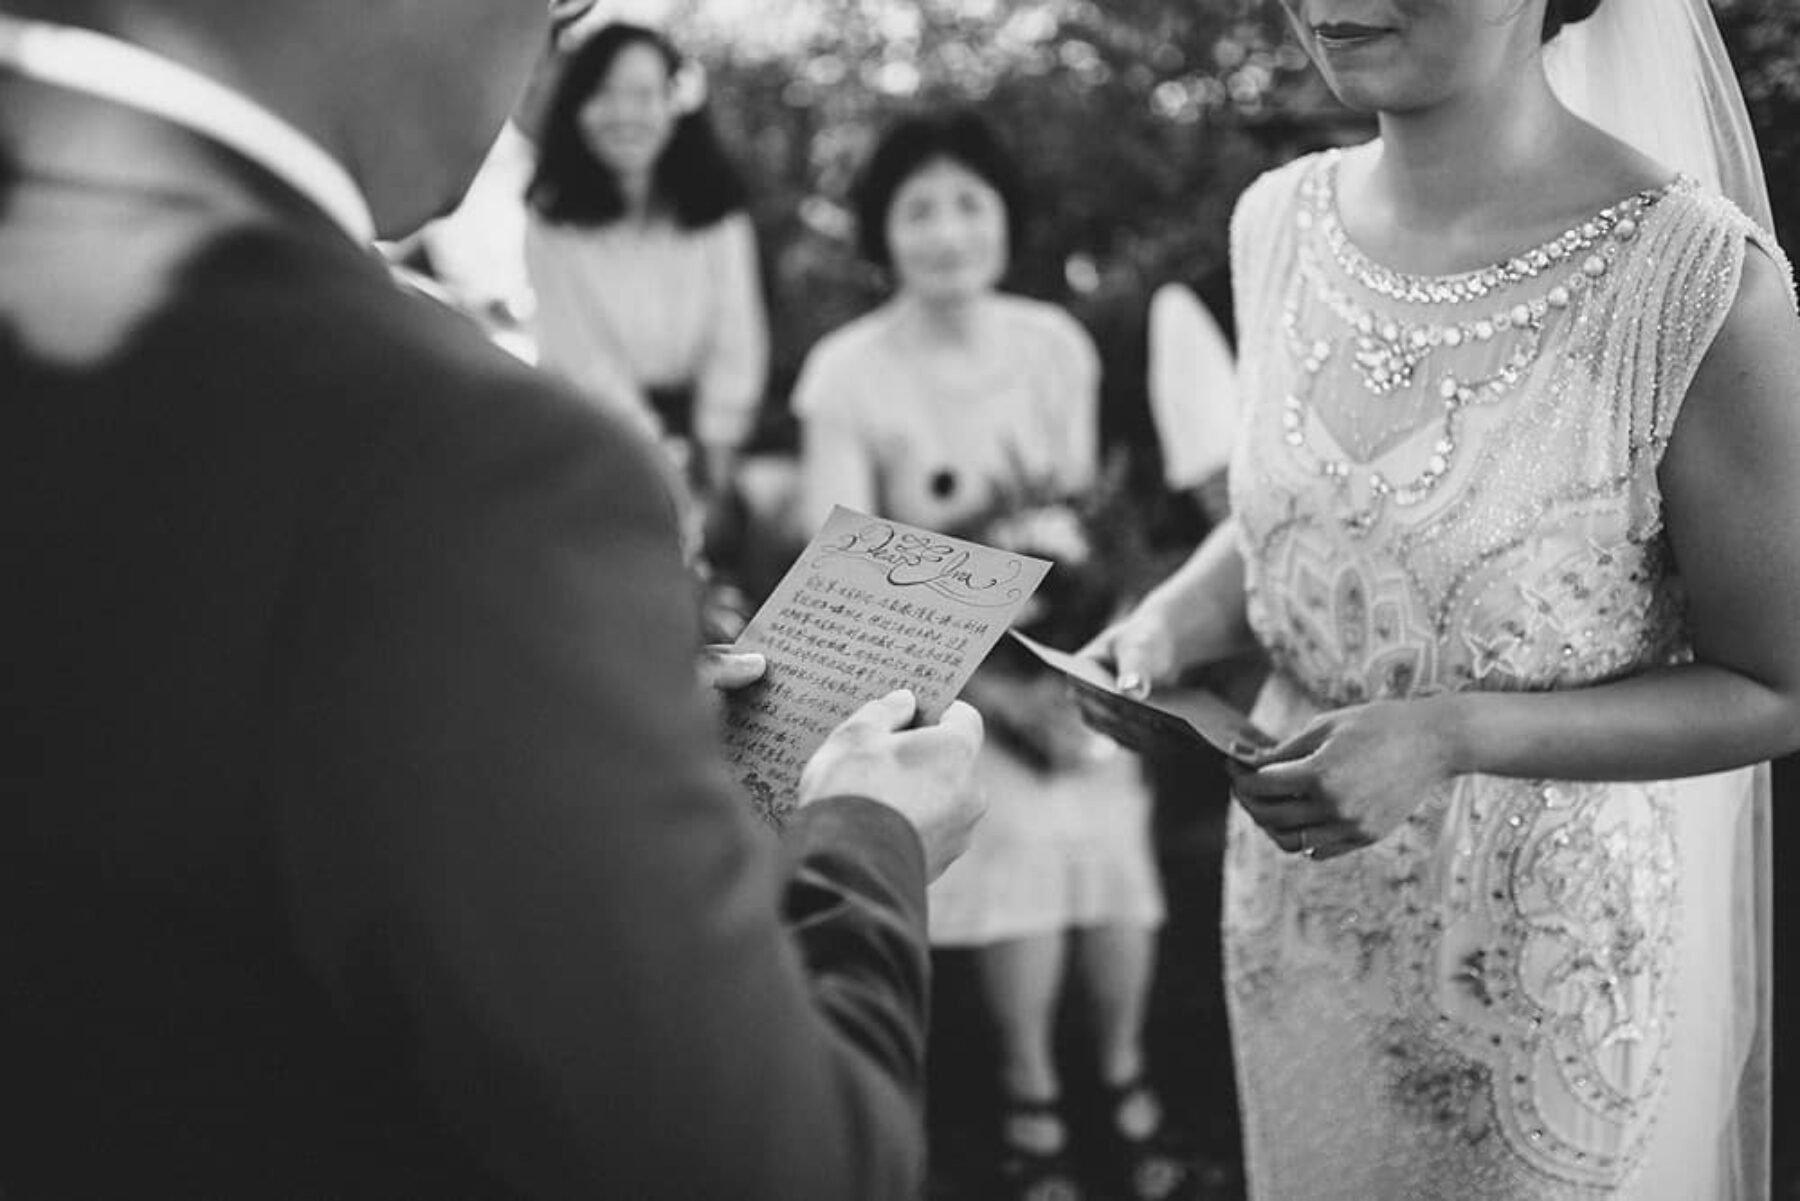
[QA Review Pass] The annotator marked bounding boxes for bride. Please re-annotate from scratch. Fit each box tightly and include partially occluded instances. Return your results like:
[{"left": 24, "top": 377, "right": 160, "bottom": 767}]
[{"left": 1084, "top": 0, "right": 1799, "bottom": 1196}]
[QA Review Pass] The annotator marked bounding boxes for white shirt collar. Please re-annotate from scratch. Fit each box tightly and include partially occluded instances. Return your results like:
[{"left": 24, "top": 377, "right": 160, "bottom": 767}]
[{"left": 0, "top": 16, "right": 376, "bottom": 243}]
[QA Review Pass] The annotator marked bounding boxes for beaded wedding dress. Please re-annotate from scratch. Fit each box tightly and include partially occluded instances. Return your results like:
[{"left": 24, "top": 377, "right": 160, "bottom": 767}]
[{"left": 1222, "top": 149, "right": 1781, "bottom": 1199}]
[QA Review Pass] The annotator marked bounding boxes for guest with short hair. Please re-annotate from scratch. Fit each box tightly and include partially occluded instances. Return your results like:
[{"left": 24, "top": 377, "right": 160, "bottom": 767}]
[{"left": 797, "top": 107, "right": 1193, "bottom": 1201}]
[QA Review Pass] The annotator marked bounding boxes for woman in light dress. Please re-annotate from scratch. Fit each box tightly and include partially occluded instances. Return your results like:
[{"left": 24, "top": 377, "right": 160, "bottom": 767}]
[
  {"left": 1085, "top": 0, "right": 1799, "bottom": 1196},
  {"left": 795, "top": 110, "right": 1190, "bottom": 1201},
  {"left": 524, "top": 21, "right": 767, "bottom": 530}
]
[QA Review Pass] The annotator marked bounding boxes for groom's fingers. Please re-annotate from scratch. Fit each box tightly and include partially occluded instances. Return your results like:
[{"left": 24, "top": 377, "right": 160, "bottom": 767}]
[{"left": 698, "top": 646, "right": 766, "bottom": 693}]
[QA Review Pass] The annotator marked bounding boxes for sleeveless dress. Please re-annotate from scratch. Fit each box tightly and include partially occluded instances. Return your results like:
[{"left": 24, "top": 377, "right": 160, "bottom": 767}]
[{"left": 1223, "top": 150, "right": 1783, "bottom": 1199}]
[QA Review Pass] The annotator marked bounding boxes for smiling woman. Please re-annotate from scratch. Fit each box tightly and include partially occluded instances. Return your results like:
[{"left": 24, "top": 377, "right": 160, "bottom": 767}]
[
  {"left": 1275, "top": 0, "right": 1586, "bottom": 116},
  {"left": 523, "top": 21, "right": 767, "bottom": 544},
  {"left": 795, "top": 108, "right": 1193, "bottom": 1201},
  {"left": 1083, "top": 0, "right": 1799, "bottom": 1196}
]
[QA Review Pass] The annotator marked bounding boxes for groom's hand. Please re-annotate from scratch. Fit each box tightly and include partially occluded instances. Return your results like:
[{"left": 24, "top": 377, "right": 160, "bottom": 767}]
[
  {"left": 698, "top": 645, "right": 765, "bottom": 726},
  {"left": 698, "top": 644, "right": 765, "bottom": 694}
]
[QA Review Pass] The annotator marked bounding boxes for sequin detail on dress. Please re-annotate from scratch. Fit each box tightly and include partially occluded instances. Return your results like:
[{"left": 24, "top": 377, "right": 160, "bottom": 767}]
[
  {"left": 1277, "top": 159, "right": 1678, "bottom": 537},
  {"left": 1220, "top": 150, "right": 1769, "bottom": 1199}
]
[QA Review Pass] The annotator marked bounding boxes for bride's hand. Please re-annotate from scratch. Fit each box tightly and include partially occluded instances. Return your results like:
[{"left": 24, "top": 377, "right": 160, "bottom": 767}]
[
  {"left": 1078, "top": 604, "right": 1180, "bottom": 700},
  {"left": 1228, "top": 698, "right": 1464, "bottom": 860}
]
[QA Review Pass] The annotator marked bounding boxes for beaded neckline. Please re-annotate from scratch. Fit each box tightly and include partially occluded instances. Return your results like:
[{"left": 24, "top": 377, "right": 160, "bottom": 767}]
[
  {"left": 1314, "top": 150, "right": 1688, "bottom": 306},
  {"left": 1277, "top": 152, "right": 1683, "bottom": 537}
]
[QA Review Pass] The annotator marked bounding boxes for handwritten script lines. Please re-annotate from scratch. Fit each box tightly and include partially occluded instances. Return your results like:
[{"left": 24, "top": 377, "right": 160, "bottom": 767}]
[
  {"left": 723, "top": 506, "right": 1049, "bottom": 826},
  {"left": 813, "top": 521, "right": 1029, "bottom": 608}
]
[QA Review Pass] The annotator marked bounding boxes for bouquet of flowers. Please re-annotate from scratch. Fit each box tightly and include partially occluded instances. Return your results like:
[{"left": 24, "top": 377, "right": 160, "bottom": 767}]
[
  {"left": 970, "top": 445, "right": 1166, "bottom": 648},
  {"left": 951, "top": 446, "right": 1165, "bottom": 772}
]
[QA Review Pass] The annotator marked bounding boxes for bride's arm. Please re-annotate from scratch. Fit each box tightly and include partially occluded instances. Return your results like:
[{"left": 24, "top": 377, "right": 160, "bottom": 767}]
[
  {"left": 1236, "top": 248, "right": 1800, "bottom": 852},
  {"left": 1080, "top": 515, "right": 1258, "bottom": 696},
  {"left": 1444, "top": 245, "right": 1800, "bottom": 780}
]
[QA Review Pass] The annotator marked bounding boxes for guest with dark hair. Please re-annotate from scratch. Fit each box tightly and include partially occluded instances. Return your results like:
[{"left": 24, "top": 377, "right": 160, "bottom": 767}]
[
  {"left": 525, "top": 21, "right": 766, "bottom": 531},
  {"left": 849, "top": 108, "right": 1030, "bottom": 272},
  {"left": 797, "top": 107, "right": 1193, "bottom": 1201},
  {"left": 412, "top": 1, "right": 604, "bottom": 343}
]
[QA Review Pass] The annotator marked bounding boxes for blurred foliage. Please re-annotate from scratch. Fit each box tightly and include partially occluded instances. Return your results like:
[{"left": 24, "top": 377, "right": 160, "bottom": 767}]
[
  {"left": 664, "top": 0, "right": 1799, "bottom": 469},
  {"left": 668, "top": 0, "right": 1356, "bottom": 458},
  {"left": 1718, "top": 0, "right": 1800, "bottom": 254}
]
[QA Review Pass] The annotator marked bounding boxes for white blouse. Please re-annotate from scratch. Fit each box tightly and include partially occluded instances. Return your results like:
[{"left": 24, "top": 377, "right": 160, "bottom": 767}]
[
  {"left": 794, "top": 294, "right": 1099, "bottom": 535},
  {"left": 526, "top": 210, "right": 769, "bottom": 447}
]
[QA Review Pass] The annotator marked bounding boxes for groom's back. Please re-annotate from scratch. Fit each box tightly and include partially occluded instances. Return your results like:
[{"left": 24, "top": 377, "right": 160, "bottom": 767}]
[{"left": 0, "top": 129, "right": 551, "bottom": 1195}]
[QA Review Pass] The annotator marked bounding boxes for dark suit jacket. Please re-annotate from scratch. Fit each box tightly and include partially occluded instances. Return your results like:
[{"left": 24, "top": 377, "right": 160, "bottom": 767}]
[{"left": 1, "top": 74, "right": 931, "bottom": 1199}]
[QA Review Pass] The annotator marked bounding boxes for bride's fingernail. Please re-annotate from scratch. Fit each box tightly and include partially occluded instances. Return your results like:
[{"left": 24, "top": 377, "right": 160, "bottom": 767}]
[{"left": 1117, "top": 672, "right": 1146, "bottom": 697}]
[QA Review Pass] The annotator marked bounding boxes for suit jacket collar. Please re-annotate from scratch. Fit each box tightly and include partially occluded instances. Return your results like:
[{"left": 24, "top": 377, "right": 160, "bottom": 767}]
[
  {"left": 0, "top": 16, "right": 373, "bottom": 243},
  {"left": 0, "top": 70, "right": 389, "bottom": 372}
]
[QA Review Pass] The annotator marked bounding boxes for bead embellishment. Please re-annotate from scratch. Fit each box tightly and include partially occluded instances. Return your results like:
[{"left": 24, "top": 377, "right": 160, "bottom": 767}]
[
  {"left": 1370, "top": 779, "right": 1678, "bottom": 1188},
  {"left": 1277, "top": 154, "right": 1677, "bottom": 538},
  {"left": 1315, "top": 152, "right": 1675, "bottom": 307},
  {"left": 1218, "top": 157, "right": 1754, "bottom": 1197}
]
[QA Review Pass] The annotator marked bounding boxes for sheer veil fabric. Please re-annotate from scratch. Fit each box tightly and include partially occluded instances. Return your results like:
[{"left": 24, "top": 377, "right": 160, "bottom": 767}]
[
  {"left": 1544, "top": 0, "right": 1775, "bottom": 238},
  {"left": 1548, "top": 1, "right": 1784, "bottom": 1195}
]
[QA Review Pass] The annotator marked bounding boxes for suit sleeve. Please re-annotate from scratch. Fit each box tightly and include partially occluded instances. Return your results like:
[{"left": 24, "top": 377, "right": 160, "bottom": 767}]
[{"left": 264, "top": 373, "right": 930, "bottom": 1200}]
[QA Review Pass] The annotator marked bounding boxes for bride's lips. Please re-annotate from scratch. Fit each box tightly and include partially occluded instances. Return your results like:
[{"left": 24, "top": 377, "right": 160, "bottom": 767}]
[{"left": 1311, "top": 21, "right": 1396, "bottom": 48}]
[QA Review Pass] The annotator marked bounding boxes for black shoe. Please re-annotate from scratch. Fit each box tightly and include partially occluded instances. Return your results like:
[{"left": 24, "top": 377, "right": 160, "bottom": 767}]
[
  {"left": 996, "top": 1094, "right": 1086, "bottom": 1201},
  {"left": 1096, "top": 1076, "right": 1198, "bottom": 1201}
]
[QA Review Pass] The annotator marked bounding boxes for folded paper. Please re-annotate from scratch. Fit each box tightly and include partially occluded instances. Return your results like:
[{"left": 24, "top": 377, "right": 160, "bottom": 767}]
[{"left": 1008, "top": 630, "right": 1274, "bottom": 764}]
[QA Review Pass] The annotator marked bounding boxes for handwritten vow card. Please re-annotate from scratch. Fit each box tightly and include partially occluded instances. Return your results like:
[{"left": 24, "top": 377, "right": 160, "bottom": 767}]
[
  {"left": 724, "top": 506, "right": 1051, "bottom": 825},
  {"left": 1008, "top": 631, "right": 1275, "bottom": 764}
]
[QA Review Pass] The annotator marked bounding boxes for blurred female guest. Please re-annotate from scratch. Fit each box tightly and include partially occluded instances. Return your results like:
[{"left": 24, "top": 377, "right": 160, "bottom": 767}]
[
  {"left": 525, "top": 21, "right": 767, "bottom": 519},
  {"left": 1087, "top": 0, "right": 1799, "bottom": 1196},
  {"left": 795, "top": 109, "right": 1190, "bottom": 1201}
]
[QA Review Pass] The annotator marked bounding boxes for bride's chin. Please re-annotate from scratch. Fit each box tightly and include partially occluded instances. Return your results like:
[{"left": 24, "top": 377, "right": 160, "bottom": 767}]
[{"left": 1319, "top": 74, "right": 1423, "bottom": 117}]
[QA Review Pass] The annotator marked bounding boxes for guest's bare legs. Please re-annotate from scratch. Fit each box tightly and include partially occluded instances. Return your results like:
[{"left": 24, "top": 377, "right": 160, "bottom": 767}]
[
  {"left": 1072, "top": 922, "right": 1162, "bottom": 1138},
  {"left": 975, "top": 932, "right": 1069, "bottom": 1154}
]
